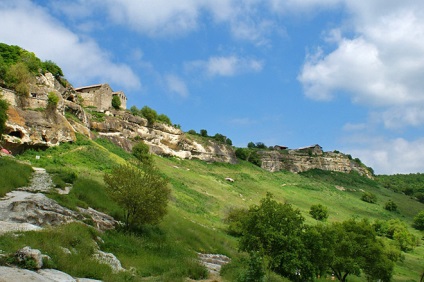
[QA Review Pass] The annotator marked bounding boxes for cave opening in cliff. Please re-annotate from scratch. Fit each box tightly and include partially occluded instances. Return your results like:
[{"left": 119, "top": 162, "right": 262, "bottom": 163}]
[{"left": 8, "top": 130, "right": 24, "bottom": 139}]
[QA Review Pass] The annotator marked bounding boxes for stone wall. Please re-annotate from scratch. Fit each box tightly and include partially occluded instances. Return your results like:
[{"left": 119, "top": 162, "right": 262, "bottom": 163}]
[{"left": 76, "top": 84, "right": 113, "bottom": 112}]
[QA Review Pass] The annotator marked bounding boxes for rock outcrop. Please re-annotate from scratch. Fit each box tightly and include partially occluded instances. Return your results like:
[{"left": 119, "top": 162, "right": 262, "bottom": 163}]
[{"left": 259, "top": 149, "right": 373, "bottom": 178}]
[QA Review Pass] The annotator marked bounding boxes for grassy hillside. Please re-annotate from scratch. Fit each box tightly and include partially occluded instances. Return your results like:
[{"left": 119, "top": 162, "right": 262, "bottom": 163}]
[{"left": 1, "top": 134, "right": 423, "bottom": 281}]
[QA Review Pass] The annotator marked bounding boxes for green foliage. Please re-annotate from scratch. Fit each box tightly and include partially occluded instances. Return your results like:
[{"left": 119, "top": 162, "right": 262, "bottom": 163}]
[
  {"left": 187, "top": 129, "right": 197, "bottom": 135},
  {"left": 361, "top": 191, "right": 377, "bottom": 203},
  {"left": 47, "top": 91, "right": 59, "bottom": 106},
  {"left": 5, "top": 62, "right": 32, "bottom": 96},
  {"left": 104, "top": 163, "right": 170, "bottom": 229},
  {"left": 378, "top": 173, "right": 424, "bottom": 204},
  {"left": 111, "top": 95, "right": 121, "bottom": 110},
  {"left": 94, "top": 137, "right": 133, "bottom": 160},
  {"left": 238, "top": 252, "right": 265, "bottom": 282},
  {"left": 324, "top": 219, "right": 398, "bottom": 282},
  {"left": 0, "top": 96, "right": 8, "bottom": 136},
  {"left": 157, "top": 113, "right": 172, "bottom": 125},
  {"left": 0, "top": 158, "right": 33, "bottom": 196},
  {"left": 224, "top": 207, "right": 248, "bottom": 236},
  {"left": 42, "top": 60, "right": 63, "bottom": 78},
  {"left": 140, "top": 105, "right": 158, "bottom": 125},
  {"left": 374, "top": 219, "right": 416, "bottom": 251},
  {"left": 413, "top": 210, "right": 424, "bottom": 231},
  {"left": 238, "top": 193, "right": 308, "bottom": 281},
  {"left": 132, "top": 141, "right": 152, "bottom": 165},
  {"left": 235, "top": 148, "right": 262, "bottom": 167},
  {"left": 200, "top": 129, "right": 208, "bottom": 137},
  {"left": 384, "top": 200, "right": 398, "bottom": 212},
  {"left": 309, "top": 204, "right": 329, "bottom": 221}
]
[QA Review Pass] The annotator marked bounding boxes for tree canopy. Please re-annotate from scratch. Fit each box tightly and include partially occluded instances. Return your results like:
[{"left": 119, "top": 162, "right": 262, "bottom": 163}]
[
  {"left": 104, "top": 163, "right": 170, "bottom": 230},
  {"left": 233, "top": 194, "right": 400, "bottom": 281}
]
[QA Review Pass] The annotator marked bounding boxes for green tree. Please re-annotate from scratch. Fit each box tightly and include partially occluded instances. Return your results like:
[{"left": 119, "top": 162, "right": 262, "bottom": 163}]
[
  {"left": 200, "top": 129, "right": 208, "bottom": 137},
  {"left": 309, "top": 204, "right": 329, "bottom": 221},
  {"left": 384, "top": 200, "right": 398, "bottom": 212},
  {"left": 324, "top": 219, "right": 398, "bottom": 282},
  {"left": 132, "top": 141, "right": 152, "bottom": 166},
  {"left": 0, "top": 97, "right": 8, "bottom": 137},
  {"left": 111, "top": 95, "right": 121, "bottom": 110},
  {"left": 157, "top": 113, "right": 172, "bottom": 125},
  {"left": 238, "top": 193, "right": 308, "bottom": 281},
  {"left": 361, "top": 191, "right": 377, "bottom": 203},
  {"left": 413, "top": 210, "right": 424, "bottom": 231},
  {"left": 5, "top": 62, "right": 32, "bottom": 96},
  {"left": 140, "top": 106, "right": 157, "bottom": 125},
  {"left": 104, "top": 163, "right": 170, "bottom": 229},
  {"left": 42, "top": 60, "right": 63, "bottom": 78}
]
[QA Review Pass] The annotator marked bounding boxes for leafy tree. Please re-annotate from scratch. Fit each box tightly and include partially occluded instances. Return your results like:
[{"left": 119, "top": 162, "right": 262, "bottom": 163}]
[
  {"left": 373, "top": 219, "right": 415, "bottom": 252},
  {"left": 235, "top": 148, "right": 262, "bottom": 167},
  {"left": 111, "top": 95, "right": 121, "bottom": 110},
  {"left": 104, "top": 163, "right": 170, "bottom": 229},
  {"left": 255, "top": 142, "right": 266, "bottom": 149},
  {"left": 200, "top": 129, "right": 208, "bottom": 137},
  {"left": 140, "top": 106, "right": 157, "bottom": 125},
  {"left": 247, "top": 142, "right": 256, "bottom": 149},
  {"left": 226, "top": 138, "right": 233, "bottom": 146},
  {"left": 224, "top": 207, "right": 248, "bottom": 236},
  {"left": 413, "top": 210, "right": 424, "bottom": 231},
  {"left": 361, "top": 191, "right": 377, "bottom": 203},
  {"left": 5, "top": 62, "right": 32, "bottom": 96},
  {"left": 132, "top": 141, "right": 152, "bottom": 166},
  {"left": 309, "top": 204, "right": 329, "bottom": 221},
  {"left": 238, "top": 193, "right": 309, "bottom": 281},
  {"left": 129, "top": 105, "right": 140, "bottom": 116},
  {"left": 0, "top": 97, "right": 8, "bottom": 137},
  {"left": 42, "top": 60, "right": 63, "bottom": 78},
  {"left": 384, "top": 200, "right": 398, "bottom": 212},
  {"left": 157, "top": 113, "right": 172, "bottom": 125},
  {"left": 187, "top": 129, "right": 197, "bottom": 135}
]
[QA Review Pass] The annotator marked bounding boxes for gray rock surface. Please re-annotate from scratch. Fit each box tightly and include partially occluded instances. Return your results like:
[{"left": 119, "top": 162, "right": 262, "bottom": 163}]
[{"left": 198, "top": 253, "right": 231, "bottom": 275}]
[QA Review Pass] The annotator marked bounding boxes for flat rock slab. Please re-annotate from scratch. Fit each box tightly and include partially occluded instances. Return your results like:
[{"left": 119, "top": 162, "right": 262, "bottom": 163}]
[
  {"left": 0, "top": 266, "right": 103, "bottom": 282},
  {"left": 0, "top": 190, "right": 81, "bottom": 229}
]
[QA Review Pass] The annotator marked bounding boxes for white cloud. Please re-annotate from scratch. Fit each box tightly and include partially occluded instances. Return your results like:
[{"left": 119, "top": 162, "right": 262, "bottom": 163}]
[
  {"left": 347, "top": 137, "right": 424, "bottom": 174},
  {"left": 299, "top": 1, "right": 424, "bottom": 129},
  {"left": 0, "top": 0, "right": 141, "bottom": 89},
  {"left": 164, "top": 74, "right": 189, "bottom": 98},
  {"left": 188, "top": 56, "right": 263, "bottom": 77}
]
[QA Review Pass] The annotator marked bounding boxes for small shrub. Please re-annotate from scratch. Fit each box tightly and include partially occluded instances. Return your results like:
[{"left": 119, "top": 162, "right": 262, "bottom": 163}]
[
  {"left": 413, "top": 210, "right": 424, "bottom": 231},
  {"left": 361, "top": 191, "right": 377, "bottom": 203},
  {"left": 111, "top": 95, "right": 121, "bottom": 109},
  {"left": 384, "top": 200, "right": 398, "bottom": 212},
  {"left": 309, "top": 204, "right": 329, "bottom": 221},
  {"left": 47, "top": 92, "right": 59, "bottom": 106}
]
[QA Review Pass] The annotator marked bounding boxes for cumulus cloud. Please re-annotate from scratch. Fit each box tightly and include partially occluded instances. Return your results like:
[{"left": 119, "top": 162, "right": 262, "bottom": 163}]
[
  {"left": 298, "top": 1, "right": 424, "bottom": 129},
  {"left": 188, "top": 56, "right": 263, "bottom": 77},
  {"left": 164, "top": 74, "right": 189, "bottom": 98},
  {"left": 347, "top": 137, "right": 424, "bottom": 174},
  {"left": 0, "top": 0, "right": 141, "bottom": 89}
]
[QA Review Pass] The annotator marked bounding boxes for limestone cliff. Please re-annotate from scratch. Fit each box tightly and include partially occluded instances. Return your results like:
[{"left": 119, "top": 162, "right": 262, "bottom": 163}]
[
  {"left": 1, "top": 73, "right": 372, "bottom": 176},
  {"left": 259, "top": 148, "right": 373, "bottom": 178}
]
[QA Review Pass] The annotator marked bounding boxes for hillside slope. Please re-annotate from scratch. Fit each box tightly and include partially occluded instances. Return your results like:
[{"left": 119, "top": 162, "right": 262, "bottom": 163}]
[{"left": 0, "top": 135, "right": 421, "bottom": 281}]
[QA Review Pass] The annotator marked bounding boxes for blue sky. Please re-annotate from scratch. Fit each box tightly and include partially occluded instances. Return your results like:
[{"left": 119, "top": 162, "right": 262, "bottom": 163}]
[{"left": 2, "top": 0, "right": 424, "bottom": 174}]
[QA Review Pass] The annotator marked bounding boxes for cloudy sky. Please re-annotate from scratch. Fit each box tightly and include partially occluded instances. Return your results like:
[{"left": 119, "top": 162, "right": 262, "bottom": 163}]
[{"left": 1, "top": 0, "right": 424, "bottom": 174}]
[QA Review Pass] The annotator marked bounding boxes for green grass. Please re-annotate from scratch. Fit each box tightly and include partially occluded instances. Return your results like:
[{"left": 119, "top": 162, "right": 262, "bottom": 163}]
[
  {"left": 5, "top": 138, "right": 424, "bottom": 281},
  {"left": 0, "top": 157, "right": 33, "bottom": 196}
]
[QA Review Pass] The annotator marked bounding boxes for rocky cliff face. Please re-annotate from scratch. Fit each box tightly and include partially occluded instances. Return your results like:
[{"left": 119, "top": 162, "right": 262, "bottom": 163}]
[
  {"left": 1, "top": 74, "right": 372, "bottom": 176},
  {"left": 259, "top": 149, "right": 373, "bottom": 178},
  {"left": 1, "top": 73, "right": 237, "bottom": 163}
]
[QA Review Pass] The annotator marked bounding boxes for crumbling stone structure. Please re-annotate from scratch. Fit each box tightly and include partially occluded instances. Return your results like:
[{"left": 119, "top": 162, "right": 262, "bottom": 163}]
[{"left": 74, "top": 83, "right": 127, "bottom": 112}]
